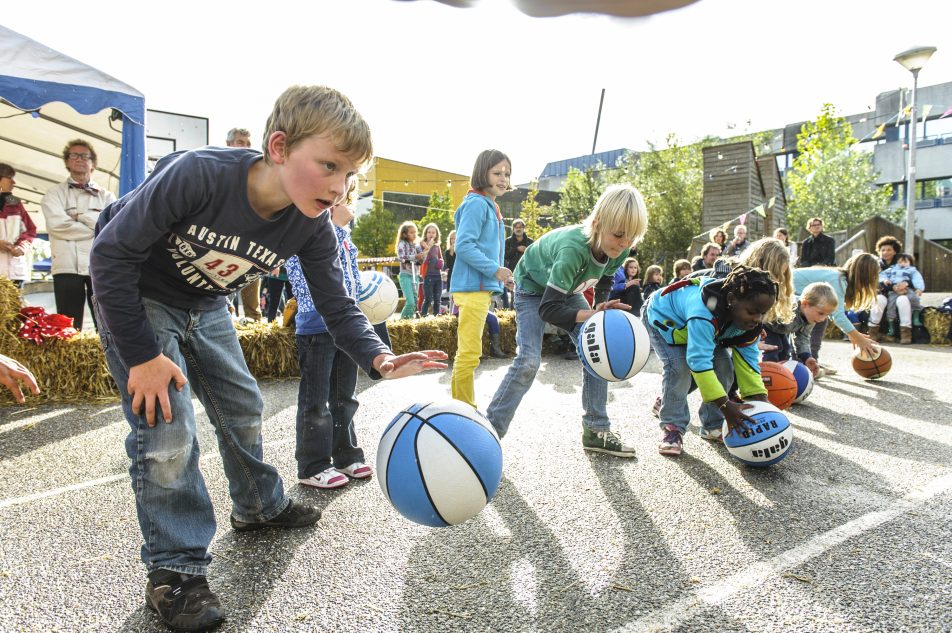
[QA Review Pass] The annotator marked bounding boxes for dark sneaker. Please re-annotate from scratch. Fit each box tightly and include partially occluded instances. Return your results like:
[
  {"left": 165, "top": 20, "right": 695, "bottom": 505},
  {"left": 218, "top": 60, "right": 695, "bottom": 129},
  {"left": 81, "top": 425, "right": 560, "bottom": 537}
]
[
  {"left": 145, "top": 571, "right": 224, "bottom": 632},
  {"left": 229, "top": 499, "right": 321, "bottom": 533},
  {"left": 658, "top": 424, "right": 683, "bottom": 456},
  {"left": 582, "top": 428, "right": 636, "bottom": 458},
  {"left": 651, "top": 396, "right": 662, "bottom": 418}
]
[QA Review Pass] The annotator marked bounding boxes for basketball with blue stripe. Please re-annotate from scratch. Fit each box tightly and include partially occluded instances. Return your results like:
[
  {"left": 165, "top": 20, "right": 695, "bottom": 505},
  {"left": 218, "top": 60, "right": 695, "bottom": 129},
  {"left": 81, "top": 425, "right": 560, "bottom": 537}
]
[
  {"left": 783, "top": 359, "right": 814, "bottom": 404},
  {"left": 377, "top": 401, "right": 502, "bottom": 527},
  {"left": 721, "top": 401, "right": 794, "bottom": 467},
  {"left": 357, "top": 270, "right": 399, "bottom": 324},
  {"left": 577, "top": 309, "right": 650, "bottom": 382}
]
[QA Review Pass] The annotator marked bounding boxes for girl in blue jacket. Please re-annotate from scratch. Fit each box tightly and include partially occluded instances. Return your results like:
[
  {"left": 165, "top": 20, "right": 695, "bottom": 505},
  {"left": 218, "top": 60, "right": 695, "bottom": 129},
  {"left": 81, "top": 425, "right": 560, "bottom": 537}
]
[
  {"left": 644, "top": 266, "right": 777, "bottom": 457},
  {"left": 450, "top": 149, "right": 512, "bottom": 408}
]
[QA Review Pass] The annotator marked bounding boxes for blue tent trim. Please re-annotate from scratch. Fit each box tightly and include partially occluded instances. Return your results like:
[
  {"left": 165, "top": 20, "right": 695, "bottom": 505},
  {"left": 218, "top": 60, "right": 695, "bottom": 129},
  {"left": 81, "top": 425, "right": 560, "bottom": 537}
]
[{"left": 0, "top": 74, "right": 146, "bottom": 196}]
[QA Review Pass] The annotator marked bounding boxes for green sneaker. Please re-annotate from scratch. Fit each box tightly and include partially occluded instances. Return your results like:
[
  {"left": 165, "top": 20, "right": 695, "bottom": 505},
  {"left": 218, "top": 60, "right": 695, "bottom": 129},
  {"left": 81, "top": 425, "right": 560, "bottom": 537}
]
[{"left": 582, "top": 428, "right": 636, "bottom": 458}]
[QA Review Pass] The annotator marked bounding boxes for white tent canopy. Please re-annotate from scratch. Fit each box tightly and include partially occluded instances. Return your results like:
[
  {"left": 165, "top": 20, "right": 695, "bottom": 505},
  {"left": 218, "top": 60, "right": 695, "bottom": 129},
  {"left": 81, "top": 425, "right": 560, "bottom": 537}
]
[{"left": 0, "top": 25, "right": 146, "bottom": 232}]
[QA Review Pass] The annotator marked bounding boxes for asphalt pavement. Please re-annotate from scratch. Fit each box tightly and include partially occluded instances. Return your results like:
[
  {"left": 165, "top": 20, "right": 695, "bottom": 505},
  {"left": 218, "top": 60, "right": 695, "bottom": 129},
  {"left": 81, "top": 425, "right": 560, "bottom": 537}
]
[{"left": 0, "top": 340, "right": 950, "bottom": 632}]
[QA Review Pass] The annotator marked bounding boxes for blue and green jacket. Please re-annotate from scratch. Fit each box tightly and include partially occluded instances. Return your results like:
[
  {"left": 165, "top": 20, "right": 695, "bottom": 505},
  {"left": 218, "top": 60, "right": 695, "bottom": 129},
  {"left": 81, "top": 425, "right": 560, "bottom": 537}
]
[{"left": 646, "top": 277, "right": 767, "bottom": 402}]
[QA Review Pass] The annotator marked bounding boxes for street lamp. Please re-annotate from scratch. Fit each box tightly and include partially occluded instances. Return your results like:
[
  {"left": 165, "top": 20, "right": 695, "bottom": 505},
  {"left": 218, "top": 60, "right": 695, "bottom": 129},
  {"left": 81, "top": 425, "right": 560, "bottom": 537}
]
[{"left": 894, "top": 45, "right": 936, "bottom": 256}]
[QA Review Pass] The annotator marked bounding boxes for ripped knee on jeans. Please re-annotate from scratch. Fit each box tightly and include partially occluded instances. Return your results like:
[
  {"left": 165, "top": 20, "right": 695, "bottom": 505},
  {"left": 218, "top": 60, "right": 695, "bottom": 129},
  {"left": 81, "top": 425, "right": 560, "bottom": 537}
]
[{"left": 145, "top": 446, "right": 192, "bottom": 487}]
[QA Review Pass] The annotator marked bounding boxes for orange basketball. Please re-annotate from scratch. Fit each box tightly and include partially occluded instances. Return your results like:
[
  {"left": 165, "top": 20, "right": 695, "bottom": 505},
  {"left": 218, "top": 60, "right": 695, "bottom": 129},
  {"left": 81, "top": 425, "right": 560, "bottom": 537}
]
[
  {"left": 852, "top": 346, "right": 892, "bottom": 380},
  {"left": 759, "top": 361, "right": 799, "bottom": 410}
]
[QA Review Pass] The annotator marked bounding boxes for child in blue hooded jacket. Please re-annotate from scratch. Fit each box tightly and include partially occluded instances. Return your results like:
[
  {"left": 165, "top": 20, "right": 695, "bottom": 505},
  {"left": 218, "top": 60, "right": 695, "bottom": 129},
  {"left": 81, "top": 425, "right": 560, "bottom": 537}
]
[
  {"left": 644, "top": 266, "right": 777, "bottom": 456},
  {"left": 450, "top": 149, "right": 512, "bottom": 408}
]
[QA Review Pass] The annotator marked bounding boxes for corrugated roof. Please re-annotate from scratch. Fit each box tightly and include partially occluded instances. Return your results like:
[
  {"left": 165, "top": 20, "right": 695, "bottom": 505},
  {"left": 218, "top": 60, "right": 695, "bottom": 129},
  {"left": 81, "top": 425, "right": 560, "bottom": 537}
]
[{"left": 539, "top": 148, "right": 632, "bottom": 178}]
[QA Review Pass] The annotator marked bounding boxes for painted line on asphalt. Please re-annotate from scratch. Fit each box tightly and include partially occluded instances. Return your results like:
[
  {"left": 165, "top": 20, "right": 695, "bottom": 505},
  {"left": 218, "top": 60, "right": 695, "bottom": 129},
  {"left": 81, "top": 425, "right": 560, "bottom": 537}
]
[
  {"left": 613, "top": 473, "right": 952, "bottom": 633},
  {"left": 0, "top": 435, "right": 297, "bottom": 511}
]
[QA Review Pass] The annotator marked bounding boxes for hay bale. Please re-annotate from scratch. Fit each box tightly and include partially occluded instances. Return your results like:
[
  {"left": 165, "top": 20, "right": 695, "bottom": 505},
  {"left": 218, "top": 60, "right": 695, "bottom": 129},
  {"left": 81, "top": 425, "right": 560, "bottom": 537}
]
[
  {"left": 0, "top": 333, "right": 118, "bottom": 405},
  {"left": 922, "top": 308, "right": 951, "bottom": 346},
  {"left": 236, "top": 320, "right": 300, "bottom": 378},
  {"left": 0, "top": 277, "right": 23, "bottom": 357}
]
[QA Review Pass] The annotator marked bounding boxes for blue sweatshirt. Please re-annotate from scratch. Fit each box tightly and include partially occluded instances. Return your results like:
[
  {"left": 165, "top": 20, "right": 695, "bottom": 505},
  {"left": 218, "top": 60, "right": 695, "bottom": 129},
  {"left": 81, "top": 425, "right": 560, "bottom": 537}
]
[
  {"left": 91, "top": 147, "right": 388, "bottom": 371},
  {"left": 450, "top": 191, "right": 504, "bottom": 294},
  {"left": 646, "top": 277, "right": 767, "bottom": 402}
]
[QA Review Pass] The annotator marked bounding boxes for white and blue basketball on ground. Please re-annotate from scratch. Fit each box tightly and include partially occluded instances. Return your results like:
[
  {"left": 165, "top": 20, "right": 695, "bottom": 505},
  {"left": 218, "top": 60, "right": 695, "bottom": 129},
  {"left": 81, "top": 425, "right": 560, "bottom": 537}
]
[
  {"left": 357, "top": 270, "right": 399, "bottom": 324},
  {"left": 377, "top": 401, "right": 503, "bottom": 528},
  {"left": 783, "top": 359, "right": 815, "bottom": 405},
  {"left": 721, "top": 400, "right": 794, "bottom": 468},
  {"left": 577, "top": 309, "right": 650, "bottom": 382}
]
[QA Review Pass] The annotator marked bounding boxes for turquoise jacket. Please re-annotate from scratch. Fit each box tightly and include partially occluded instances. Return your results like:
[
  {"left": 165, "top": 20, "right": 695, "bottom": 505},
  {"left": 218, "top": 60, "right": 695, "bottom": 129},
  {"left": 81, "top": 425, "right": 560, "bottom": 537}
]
[
  {"left": 647, "top": 277, "right": 767, "bottom": 402},
  {"left": 450, "top": 191, "right": 504, "bottom": 294}
]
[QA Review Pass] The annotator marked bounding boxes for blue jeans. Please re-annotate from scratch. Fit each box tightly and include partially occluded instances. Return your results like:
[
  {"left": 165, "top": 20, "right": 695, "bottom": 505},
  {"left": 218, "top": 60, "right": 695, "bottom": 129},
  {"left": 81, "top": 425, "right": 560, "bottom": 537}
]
[
  {"left": 487, "top": 289, "right": 609, "bottom": 437},
  {"left": 642, "top": 310, "right": 734, "bottom": 433},
  {"left": 295, "top": 332, "right": 363, "bottom": 479},
  {"left": 96, "top": 297, "right": 287, "bottom": 576},
  {"left": 421, "top": 275, "right": 442, "bottom": 316}
]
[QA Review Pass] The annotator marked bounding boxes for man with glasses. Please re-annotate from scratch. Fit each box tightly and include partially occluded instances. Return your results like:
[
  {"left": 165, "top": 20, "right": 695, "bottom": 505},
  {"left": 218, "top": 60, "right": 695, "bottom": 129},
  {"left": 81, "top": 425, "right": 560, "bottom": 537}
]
[
  {"left": 798, "top": 217, "right": 835, "bottom": 268},
  {"left": 40, "top": 139, "right": 116, "bottom": 331}
]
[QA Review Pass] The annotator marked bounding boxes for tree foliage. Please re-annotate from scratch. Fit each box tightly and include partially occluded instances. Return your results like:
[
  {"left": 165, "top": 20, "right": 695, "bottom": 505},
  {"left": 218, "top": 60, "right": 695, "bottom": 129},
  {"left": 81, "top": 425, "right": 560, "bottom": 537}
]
[
  {"left": 786, "top": 104, "right": 895, "bottom": 233},
  {"left": 554, "top": 167, "right": 608, "bottom": 226},
  {"left": 352, "top": 201, "right": 398, "bottom": 257},
  {"left": 418, "top": 188, "right": 455, "bottom": 244},
  {"left": 626, "top": 137, "right": 704, "bottom": 269},
  {"left": 519, "top": 186, "right": 554, "bottom": 240}
]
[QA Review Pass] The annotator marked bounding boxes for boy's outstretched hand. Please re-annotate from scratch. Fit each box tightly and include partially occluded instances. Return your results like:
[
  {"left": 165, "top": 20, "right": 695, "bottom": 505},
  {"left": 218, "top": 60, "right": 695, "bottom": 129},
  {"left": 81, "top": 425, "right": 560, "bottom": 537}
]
[
  {"left": 128, "top": 354, "right": 188, "bottom": 426},
  {"left": 0, "top": 353, "right": 40, "bottom": 403},
  {"left": 374, "top": 351, "right": 448, "bottom": 379}
]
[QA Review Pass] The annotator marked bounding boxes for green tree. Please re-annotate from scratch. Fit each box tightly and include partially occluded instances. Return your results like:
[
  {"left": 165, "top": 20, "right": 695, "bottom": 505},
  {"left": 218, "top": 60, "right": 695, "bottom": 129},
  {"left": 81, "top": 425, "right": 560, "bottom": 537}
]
[
  {"left": 418, "top": 188, "right": 455, "bottom": 244},
  {"left": 352, "top": 201, "right": 398, "bottom": 257},
  {"left": 555, "top": 167, "right": 608, "bottom": 226},
  {"left": 623, "top": 137, "right": 704, "bottom": 269},
  {"left": 519, "top": 185, "right": 553, "bottom": 239},
  {"left": 786, "top": 104, "right": 895, "bottom": 233}
]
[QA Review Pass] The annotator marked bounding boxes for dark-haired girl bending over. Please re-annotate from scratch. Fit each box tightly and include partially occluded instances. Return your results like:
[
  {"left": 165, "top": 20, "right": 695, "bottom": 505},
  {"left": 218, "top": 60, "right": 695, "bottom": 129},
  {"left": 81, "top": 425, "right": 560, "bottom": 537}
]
[{"left": 643, "top": 266, "right": 778, "bottom": 457}]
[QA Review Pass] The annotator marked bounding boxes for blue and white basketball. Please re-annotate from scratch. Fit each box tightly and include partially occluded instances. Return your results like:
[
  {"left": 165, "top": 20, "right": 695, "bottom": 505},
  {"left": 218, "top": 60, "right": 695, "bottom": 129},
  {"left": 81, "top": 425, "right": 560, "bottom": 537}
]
[
  {"left": 377, "top": 401, "right": 503, "bottom": 528},
  {"left": 357, "top": 270, "right": 399, "bottom": 324},
  {"left": 721, "top": 400, "right": 794, "bottom": 468},
  {"left": 783, "top": 359, "right": 814, "bottom": 405},
  {"left": 577, "top": 309, "right": 650, "bottom": 382}
]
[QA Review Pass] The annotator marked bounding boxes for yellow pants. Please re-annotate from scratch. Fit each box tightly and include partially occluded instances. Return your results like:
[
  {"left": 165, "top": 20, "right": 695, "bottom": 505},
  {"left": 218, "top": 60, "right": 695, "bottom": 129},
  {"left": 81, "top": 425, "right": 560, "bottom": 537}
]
[{"left": 451, "top": 291, "right": 492, "bottom": 408}]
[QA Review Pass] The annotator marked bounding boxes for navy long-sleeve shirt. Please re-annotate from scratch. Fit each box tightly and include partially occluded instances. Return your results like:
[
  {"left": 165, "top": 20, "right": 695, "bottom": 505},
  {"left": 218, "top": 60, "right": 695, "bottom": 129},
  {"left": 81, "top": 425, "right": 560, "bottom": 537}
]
[{"left": 90, "top": 147, "right": 388, "bottom": 370}]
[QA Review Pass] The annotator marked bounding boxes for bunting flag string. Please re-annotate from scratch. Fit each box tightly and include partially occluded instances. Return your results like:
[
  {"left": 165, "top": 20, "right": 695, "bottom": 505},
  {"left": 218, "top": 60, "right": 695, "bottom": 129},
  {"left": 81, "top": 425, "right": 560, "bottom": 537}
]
[
  {"left": 941, "top": 105, "right": 952, "bottom": 119},
  {"left": 690, "top": 197, "right": 777, "bottom": 242}
]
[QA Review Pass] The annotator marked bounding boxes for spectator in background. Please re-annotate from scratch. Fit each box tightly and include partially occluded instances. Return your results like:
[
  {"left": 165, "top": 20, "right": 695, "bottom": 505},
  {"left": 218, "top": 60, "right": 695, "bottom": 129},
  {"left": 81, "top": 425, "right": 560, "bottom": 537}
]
[
  {"left": 444, "top": 230, "right": 456, "bottom": 314},
  {"left": 40, "top": 139, "right": 116, "bottom": 330},
  {"left": 670, "top": 259, "right": 692, "bottom": 284},
  {"left": 642, "top": 264, "right": 663, "bottom": 299},
  {"left": 798, "top": 217, "right": 835, "bottom": 267},
  {"left": 225, "top": 128, "right": 263, "bottom": 321},
  {"left": 610, "top": 257, "right": 643, "bottom": 316},
  {"left": 0, "top": 163, "right": 37, "bottom": 287},
  {"left": 724, "top": 224, "right": 749, "bottom": 258},
  {"left": 225, "top": 127, "right": 252, "bottom": 148},
  {"left": 773, "top": 227, "right": 797, "bottom": 264},
  {"left": 692, "top": 242, "right": 721, "bottom": 272},
  {"left": 709, "top": 227, "right": 727, "bottom": 250},
  {"left": 503, "top": 219, "right": 533, "bottom": 308}
]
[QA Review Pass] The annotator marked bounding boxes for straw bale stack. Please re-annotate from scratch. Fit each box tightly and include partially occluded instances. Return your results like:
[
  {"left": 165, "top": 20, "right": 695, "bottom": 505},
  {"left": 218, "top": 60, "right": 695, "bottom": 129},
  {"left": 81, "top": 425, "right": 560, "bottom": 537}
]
[
  {"left": 922, "top": 307, "right": 951, "bottom": 345},
  {"left": 235, "top": 320, "right": 300, "bottom": 378}
]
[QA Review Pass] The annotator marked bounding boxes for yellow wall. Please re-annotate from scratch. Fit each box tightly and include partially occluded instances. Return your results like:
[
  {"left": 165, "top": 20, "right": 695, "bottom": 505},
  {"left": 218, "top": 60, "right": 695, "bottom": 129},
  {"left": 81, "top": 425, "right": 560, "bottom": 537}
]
[{"left": 359, "top": 157, "right": 470, "bottom": 210}]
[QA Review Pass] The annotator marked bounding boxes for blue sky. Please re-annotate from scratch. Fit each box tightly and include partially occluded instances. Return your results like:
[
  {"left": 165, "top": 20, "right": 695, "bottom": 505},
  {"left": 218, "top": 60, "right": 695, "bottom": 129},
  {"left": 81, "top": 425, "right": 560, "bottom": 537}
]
[{"left": 5, "top": 0, "right": 951, "bottom": 184}]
